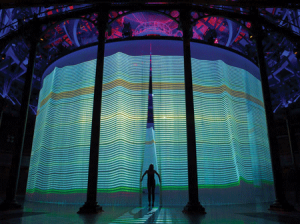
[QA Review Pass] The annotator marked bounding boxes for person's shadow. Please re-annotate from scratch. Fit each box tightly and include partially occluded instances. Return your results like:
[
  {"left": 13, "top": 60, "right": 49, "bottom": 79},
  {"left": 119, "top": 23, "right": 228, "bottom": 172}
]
[
  {"left": 131, "top": 206, "right": 162, "bottom": 223},
  {"left": 145, "top": 206, "right": 161, "bottom": 224}
]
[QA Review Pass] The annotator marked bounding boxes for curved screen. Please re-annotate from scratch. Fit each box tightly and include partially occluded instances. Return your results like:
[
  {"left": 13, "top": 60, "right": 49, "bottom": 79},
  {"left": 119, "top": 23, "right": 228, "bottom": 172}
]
[
  {"left": 26, "top": 39, "right": 274, "bottom": 205},
  {"left": 191, "top": 42, "right": 274, "bottom": 204}
]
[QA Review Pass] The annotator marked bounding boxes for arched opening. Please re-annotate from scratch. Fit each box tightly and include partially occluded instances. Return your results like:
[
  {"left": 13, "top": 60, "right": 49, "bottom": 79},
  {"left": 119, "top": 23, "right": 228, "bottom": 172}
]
[
  {"left": 106, "top": 11, "right": 182, "bottom": 40},
  {"left": 192, "top": 16, "right": 256, "bottom": 62}
]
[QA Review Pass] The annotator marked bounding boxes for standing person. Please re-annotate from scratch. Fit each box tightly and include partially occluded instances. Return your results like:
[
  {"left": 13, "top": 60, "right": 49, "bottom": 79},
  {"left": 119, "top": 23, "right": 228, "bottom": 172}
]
[{"left": 141, "top": 164, "right": 161, "bottom": 207}]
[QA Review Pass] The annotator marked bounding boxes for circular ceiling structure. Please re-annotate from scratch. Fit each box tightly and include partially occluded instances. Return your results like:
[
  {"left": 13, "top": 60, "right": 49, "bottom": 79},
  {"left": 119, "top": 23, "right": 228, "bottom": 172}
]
[{"left": 0, "top": 2, "right": 300, "bottom": 116}]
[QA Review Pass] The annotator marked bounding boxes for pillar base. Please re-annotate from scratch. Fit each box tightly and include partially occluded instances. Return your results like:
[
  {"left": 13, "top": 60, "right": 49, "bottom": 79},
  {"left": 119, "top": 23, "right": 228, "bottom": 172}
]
[
  {"left": 183, "top": 201, "right": 206, "bottom": 214},
  {"left": 0, "top": 199, "right": 22, "bottom": 211},
  {"left": 269, "top": 200, "right": 295, "bottom": 212},
  {"left": 77, "top": 201, "right": 103, "bottom": 214}
]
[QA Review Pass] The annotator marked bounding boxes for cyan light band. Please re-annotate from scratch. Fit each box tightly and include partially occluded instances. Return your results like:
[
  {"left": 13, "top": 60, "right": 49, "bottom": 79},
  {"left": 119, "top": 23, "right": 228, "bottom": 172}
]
[{"left": 26, "top": 40, "right": 274, "bottom": 205}]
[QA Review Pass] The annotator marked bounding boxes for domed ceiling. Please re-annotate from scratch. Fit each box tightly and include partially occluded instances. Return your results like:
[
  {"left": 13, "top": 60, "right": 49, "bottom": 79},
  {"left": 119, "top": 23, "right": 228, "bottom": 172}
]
[{"left": 0, "top": 1, "right": 299, "bottom": 116}]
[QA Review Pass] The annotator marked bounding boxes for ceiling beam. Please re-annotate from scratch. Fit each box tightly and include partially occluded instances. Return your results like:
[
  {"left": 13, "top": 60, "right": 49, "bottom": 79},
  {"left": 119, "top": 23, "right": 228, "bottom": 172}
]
[
  {"left": 1, "top": 3, "right": 299, "bottom": 51},
  {"left": 0, "top": 0, "right": 299, "bottom": 10}
]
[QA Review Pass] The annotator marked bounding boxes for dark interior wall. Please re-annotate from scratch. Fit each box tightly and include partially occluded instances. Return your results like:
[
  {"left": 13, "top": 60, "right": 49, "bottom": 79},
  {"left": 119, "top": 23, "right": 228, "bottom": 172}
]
[
  {"left": 0, "top": 113, "right": 34, "bottom": 195},
  {"left": 275, "top": 112, "right": 300, "bottom": 204}
]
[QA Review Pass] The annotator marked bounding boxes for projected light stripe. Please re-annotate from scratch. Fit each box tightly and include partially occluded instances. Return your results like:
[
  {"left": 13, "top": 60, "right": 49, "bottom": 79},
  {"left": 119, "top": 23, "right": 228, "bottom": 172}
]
[
  {"left": 192, "top": 59, "right": 273, "bottom": 203},
  {"left": 26, "top": 60, "right": 96, "bottom": 203},
  {"left": 141, "top": 127, "right": 160, "bottom": 190},
  {"left": 38, "top": 86, "right": 95, "bottom": 111},
  {"left": 192, "top": 85, "right": 264, "bottom": 107},
  {"left": 152, "top": 55, "right": 189, "bottom": 204},
  {"left": 97, "top": 53, "right": 149, "bottom": 205}
]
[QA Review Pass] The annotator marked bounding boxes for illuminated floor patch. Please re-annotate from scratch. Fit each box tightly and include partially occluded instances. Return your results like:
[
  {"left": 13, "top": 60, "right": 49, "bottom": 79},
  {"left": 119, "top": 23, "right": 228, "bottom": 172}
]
[
  {"left": 1, "top": 198, "right": 299, "bottom": 224},
  {"left": 109, "top": 207, "right": 160, "bottom": 224}
]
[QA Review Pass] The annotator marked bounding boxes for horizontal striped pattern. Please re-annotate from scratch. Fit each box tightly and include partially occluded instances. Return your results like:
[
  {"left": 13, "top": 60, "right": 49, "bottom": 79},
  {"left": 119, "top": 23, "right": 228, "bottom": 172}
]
[
  {"left": 37, "top": 80, "right": 264, "bottom": 117},
  {"left": 193, "top": 84, "right": 264, "bottom": 108},
  {"left": 26, "top": 41, "right": 275, "bottom": 205},
  {"left": 192, "top": 58, "right": 274, "bottom": 204},
  {"left": 152, "top": 55, "right": 189, "bottom": 205},
  {"left": 27, "top": 52, "right": 150, "bottom": 205},
  {"left": 26, "top": 60, "right": 96, "bottom": 203},
  {"left": 97, "top": 53, "right": 149, "bottom": 205}
]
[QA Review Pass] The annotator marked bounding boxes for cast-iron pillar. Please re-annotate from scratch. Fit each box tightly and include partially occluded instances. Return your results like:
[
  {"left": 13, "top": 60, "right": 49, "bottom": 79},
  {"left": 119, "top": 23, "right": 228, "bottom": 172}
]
[
  {"left": 77, "top": 5, "right": 109, "bottom": 214},
  {"left": 181, "top": 7, "right": 206, "bottom": 214},
  {"left": 284, "top": 109, "right": 298, "bottom": 167},
  {"left": 252, "top": 9, "right": 294, "bottom": 211},
  {"left": 0, "top": 18, "right": 39, "bottom": 211}
]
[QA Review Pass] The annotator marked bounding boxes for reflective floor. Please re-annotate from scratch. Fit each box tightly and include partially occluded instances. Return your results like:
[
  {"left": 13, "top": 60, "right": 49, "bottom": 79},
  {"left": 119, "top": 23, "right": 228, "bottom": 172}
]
[{"left": 1, "top": 198, "right": 300, "bottom": 224}]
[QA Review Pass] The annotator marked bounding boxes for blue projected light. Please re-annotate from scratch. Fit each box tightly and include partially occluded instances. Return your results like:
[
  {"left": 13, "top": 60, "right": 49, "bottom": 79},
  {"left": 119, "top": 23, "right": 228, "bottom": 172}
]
[{"left": 26, "top": 40, "right": 274, "bottom": 205}]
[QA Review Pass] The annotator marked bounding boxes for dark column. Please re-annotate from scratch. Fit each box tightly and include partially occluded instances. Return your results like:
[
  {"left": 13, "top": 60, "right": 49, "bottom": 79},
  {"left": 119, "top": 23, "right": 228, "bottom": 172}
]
[
  {"left": 0, "top": 97, "right": 6, "bottom": 128},
  {"left": 252, "top": 9, "right": 294, "bottom": 211},
  {"left": 0, "top": 20, "right": 38, "bottom": 210},
  {"left": 78, "top": 5, "right": 109, "bottom": 214},
  {"left": 0, "top": 106, "right": 3, "bottom": 129},
  {"left": 181, "top": 7, "right": 206, "bottom": 214},
  {"left": 284, "top": 109, "right": 298, "bottom": 167},
  {"left": 284, "top": 109, "right": 299, "bottom": 204}
]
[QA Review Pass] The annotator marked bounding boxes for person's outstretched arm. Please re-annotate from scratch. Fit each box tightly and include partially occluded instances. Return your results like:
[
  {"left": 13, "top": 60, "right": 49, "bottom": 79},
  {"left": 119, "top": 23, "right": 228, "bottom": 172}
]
[
  {"left": 154, "top": 170, "right": 161, "bottom": 183},
  {"left": 141, "top": 171, "right": 147, "bottom": 182}
]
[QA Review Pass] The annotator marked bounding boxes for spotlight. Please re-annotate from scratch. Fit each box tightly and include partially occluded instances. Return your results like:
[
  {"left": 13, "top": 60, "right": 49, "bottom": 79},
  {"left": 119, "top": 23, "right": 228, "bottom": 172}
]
[
  {"left": 204, "top": 29, "right": 218, "bottom": 44},
  {"left": 294, "top": 46, "right": 300, "bottom": 59}
]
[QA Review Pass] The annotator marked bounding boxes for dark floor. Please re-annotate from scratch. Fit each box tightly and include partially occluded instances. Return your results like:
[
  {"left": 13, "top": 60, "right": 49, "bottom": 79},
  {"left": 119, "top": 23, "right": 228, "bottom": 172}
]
[{"left": 1, "top": 196, "right": 300, "bottom": 224}]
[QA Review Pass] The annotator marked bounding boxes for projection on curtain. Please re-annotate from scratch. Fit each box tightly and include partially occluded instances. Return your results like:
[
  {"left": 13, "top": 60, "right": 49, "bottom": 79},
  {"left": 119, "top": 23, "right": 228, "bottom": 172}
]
[
  {"left": 26, "top": 58, "right": 96, "bottom": 203},
  {"left": 151, "top": 51, "right": 189, "bottom": 205},
  {"left": 96, "top": 46, "right": 150, "bottom": 205},
  {"left": 26, "top": 39, "right": 274, "bottom": 205},
  {"left": 191, "top": 42, "right": 274, "bottom": 204},
  {"left": 141, "top": 128, "right": 159, "bottom": 192}
]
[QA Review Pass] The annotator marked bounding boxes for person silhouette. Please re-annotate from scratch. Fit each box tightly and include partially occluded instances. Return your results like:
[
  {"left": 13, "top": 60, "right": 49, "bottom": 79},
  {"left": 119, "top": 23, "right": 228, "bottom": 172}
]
[{"left": 141, "top": 164, "right": 161, "bottom": 207}]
